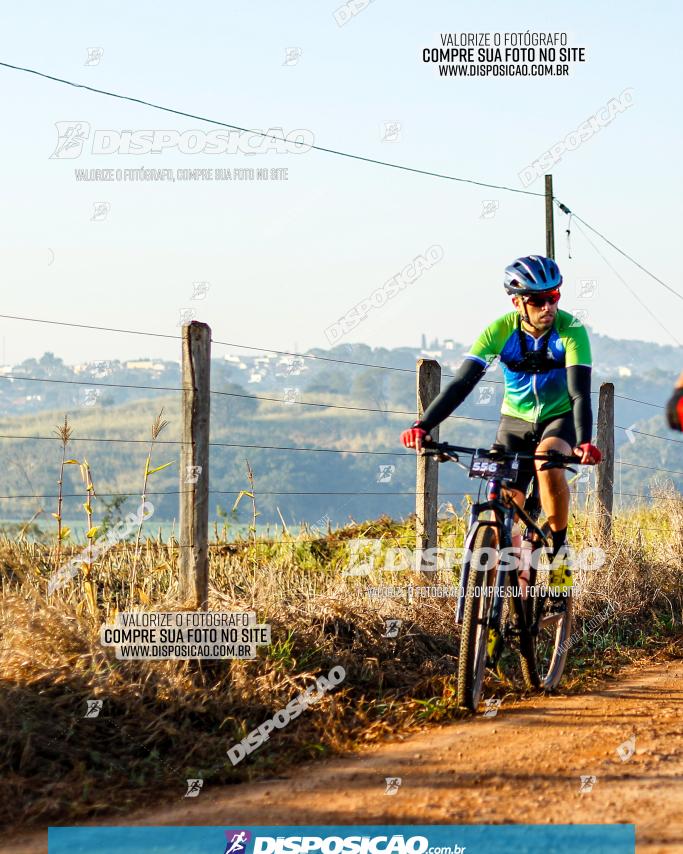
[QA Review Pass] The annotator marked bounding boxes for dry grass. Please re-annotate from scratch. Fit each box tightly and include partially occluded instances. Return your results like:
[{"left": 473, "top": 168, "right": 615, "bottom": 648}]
[{"left": 1, "top": 498, "right": 683, "bottom": 832}]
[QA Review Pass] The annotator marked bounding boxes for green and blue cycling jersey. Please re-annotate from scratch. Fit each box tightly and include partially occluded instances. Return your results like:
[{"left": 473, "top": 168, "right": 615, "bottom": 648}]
[
  {"left": 419, "top": 309, "right": 593, "bottom": 443},
  {"left": 467, "top": 309, "right": 592, "bottom": 422}
]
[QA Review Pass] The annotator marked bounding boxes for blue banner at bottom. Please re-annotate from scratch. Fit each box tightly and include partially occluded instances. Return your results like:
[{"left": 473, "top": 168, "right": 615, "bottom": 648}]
[{"left": 48, "top": 824, "right": 635, "bottom": 854}]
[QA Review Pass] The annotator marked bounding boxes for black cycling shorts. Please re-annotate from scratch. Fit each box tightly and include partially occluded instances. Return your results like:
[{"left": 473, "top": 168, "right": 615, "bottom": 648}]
[{"left": 493, "top": 412, "right": 576, "bottom": 494}]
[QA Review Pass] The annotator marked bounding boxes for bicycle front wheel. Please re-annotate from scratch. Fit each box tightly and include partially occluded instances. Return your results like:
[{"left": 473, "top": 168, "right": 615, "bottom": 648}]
[
  {"left": 457, "top": 523, "right": 498, "bottom": 711},
  {"left": 519, "top": 525, "right": 573, "bottom": 691}
]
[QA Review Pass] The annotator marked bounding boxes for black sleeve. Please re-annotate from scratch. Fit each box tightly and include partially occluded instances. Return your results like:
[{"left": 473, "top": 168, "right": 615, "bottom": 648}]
[
  {"left": 417, "top": 359, "right": 487, "bottom": 433},
  {"left": 566, "top": 364, "right": 593, "bottom": 446}
]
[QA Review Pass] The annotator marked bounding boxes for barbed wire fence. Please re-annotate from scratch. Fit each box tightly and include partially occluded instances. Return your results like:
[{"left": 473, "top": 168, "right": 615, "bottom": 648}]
[{"left": 0, "top": 312, "right": 680, "bottom": 604}]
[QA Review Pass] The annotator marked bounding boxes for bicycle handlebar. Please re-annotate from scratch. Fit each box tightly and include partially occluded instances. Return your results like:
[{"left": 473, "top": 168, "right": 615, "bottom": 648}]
[{"left": 420, "top": 439, "right": 583, "bottom": 466}]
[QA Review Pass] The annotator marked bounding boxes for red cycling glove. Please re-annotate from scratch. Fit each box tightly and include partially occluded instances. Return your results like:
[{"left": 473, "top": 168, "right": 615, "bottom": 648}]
[
  {"left": 666, "top": 388, "right": 683, "bottom": 432},
  {"left": 575, "top": 442, "right": 602, "bottom": 464},
  {"left": 401, "top": 421, "right": 430, "bottom": 450}
]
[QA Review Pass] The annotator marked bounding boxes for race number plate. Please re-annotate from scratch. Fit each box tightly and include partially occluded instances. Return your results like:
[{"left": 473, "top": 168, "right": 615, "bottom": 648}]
[{"left": 469, "top": 450, "right": 520, "bottom": 482}]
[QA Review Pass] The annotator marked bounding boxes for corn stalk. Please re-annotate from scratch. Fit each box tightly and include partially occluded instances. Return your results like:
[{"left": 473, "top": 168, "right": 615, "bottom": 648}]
[
  {"left": 52, "top": 416, "right": 76, "bottom": 570},
  {"left": 80, "top": 458, "right": 98, "bottom": 615},
  {"left": 130, "top": 409, "right": 172, "bottom": 601}
]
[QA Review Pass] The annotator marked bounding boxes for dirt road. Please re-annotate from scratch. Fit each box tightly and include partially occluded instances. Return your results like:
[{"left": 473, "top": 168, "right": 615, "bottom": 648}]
[{"left": 4, "top": 660, "right": 683, "bottom": 853}]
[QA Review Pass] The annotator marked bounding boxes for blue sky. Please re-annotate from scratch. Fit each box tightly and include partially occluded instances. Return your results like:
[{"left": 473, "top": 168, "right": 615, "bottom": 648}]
[{"left": 0, "top": 0, "right": 680, "bottom": 366}]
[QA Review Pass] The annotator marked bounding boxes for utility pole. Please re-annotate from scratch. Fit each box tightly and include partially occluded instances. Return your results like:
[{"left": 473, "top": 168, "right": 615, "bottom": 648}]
[{"left": 545, "top": 174, "right": 555, "bottom": 259}]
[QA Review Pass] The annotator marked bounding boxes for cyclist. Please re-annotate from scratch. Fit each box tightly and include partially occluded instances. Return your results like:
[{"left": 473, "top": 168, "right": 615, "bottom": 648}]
[
  {"left": 401, "top": 254, "right": 602, "bottom": 599},
  {"left": 666, "top": 372, "right": 683, "bottom": 431}
]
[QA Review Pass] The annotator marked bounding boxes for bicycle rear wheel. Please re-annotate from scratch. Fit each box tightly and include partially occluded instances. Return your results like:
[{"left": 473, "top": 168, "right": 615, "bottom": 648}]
[
  {"left": 457, "top": 523, "right": 498, "bottom": 711},
  {"left": 519, "top": 524, "right": 573, "bottom": 691}
]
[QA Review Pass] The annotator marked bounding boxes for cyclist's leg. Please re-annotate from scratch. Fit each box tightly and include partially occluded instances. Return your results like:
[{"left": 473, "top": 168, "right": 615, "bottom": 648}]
[
  {"left": 492, "top": 416, "right": 536, "bottom": 596},
  {"left": 534, "top": 413, "right": 576, "bottom": 596},
  {"left": 492, "top": 415, "right": 536, "bottom": 532},
  {"left": 534, "top": 411, "right": 575, "bottom": 536}
]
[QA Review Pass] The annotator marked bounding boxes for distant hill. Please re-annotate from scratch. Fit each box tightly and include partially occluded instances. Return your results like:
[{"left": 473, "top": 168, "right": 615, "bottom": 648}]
[{"left": 0, "top": 329, "right": 678, "bottom": 533}]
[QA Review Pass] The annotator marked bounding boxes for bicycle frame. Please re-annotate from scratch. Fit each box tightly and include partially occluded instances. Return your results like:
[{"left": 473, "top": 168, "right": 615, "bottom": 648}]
[
  {"left": 421, "top": 439, "right": 582, "bottom": 701},
  {"left": 455, "top": 476, "right": 551, "bottom": 631}
]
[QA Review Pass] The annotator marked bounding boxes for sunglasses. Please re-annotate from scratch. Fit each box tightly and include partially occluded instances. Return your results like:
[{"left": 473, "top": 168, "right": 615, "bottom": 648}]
[{"left": 523, "top": 289, "right": 561, "bottom": 308}]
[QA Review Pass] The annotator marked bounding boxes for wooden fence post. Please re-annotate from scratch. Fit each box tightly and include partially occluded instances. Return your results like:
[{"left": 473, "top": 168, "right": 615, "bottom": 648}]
[
  {"left": 595, "top": 381, "right": 615, "bottom": 541},
  {"left": 178, "top": 321, "right": 211, "bottom": 609},
  {"left": 415, "top": 359, "right": 441, "bottom": 578}
]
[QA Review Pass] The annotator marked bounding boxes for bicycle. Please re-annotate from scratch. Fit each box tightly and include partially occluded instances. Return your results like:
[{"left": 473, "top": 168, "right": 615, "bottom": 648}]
[{"left": 421, "top": 439, "right": 585, "bottom": 712}]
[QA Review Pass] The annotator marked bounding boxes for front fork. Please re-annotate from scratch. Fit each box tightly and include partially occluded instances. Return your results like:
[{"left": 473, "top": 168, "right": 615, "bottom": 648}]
[{"left": 455, "top": 504, "right": 520, "bottom": 628}]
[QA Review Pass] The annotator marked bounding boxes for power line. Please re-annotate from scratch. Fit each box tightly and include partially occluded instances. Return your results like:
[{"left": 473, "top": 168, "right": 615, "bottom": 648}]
[
  {"left": 212, "top": 387, "right": 499, "bottom": 422},
  {"left": 0, "top": 317, "right": 669, "bottom": 410},
  {"left": 0, "top": 431, "right": 419, "bottom": 456},
  {"left": 0, "top": 368, "right": 499, "bottom": 421},
  {"left": 615, "top": 425, "right": 683, "bottom": 445},
  {"left": 0, "top": 312, "right": 181, "bottom": 341},
  {"left": 0, "top": 431, "right": 180, "bottom": 446},
  {"left": 212, "top": 337, "right": 422, "bottom": 375},
  {"left": 0, "top": 366, "right": 671, "bottom": 414},
  {"left": 0, "top": 61, "right": 545, "bottom": 199},
  {"left": 208, "top": 441, "right": 411, "bottom": 456},
  {"left": 614, "top": 393, "right": 665, "bottom": 410},
  {"left": 569, "top": 217, "right": 681, "bottom": 347},
  {"left": 566, "top": 207, "right": 683, "bottom": 303},
  {"left": 0, "top": 65, "right": 676, "bottom": 365},
  {"left": 618, "top": 460, "right": 683, "bottom": 477},
  {"left": 0, "top": 311, "right": 497, "bottom": 382},
  {"left": 0, "top": 373, "right": 183, "bottom": 394},
  {"left": 0, "top": 489, "right": 469, "bottom": 499}
]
